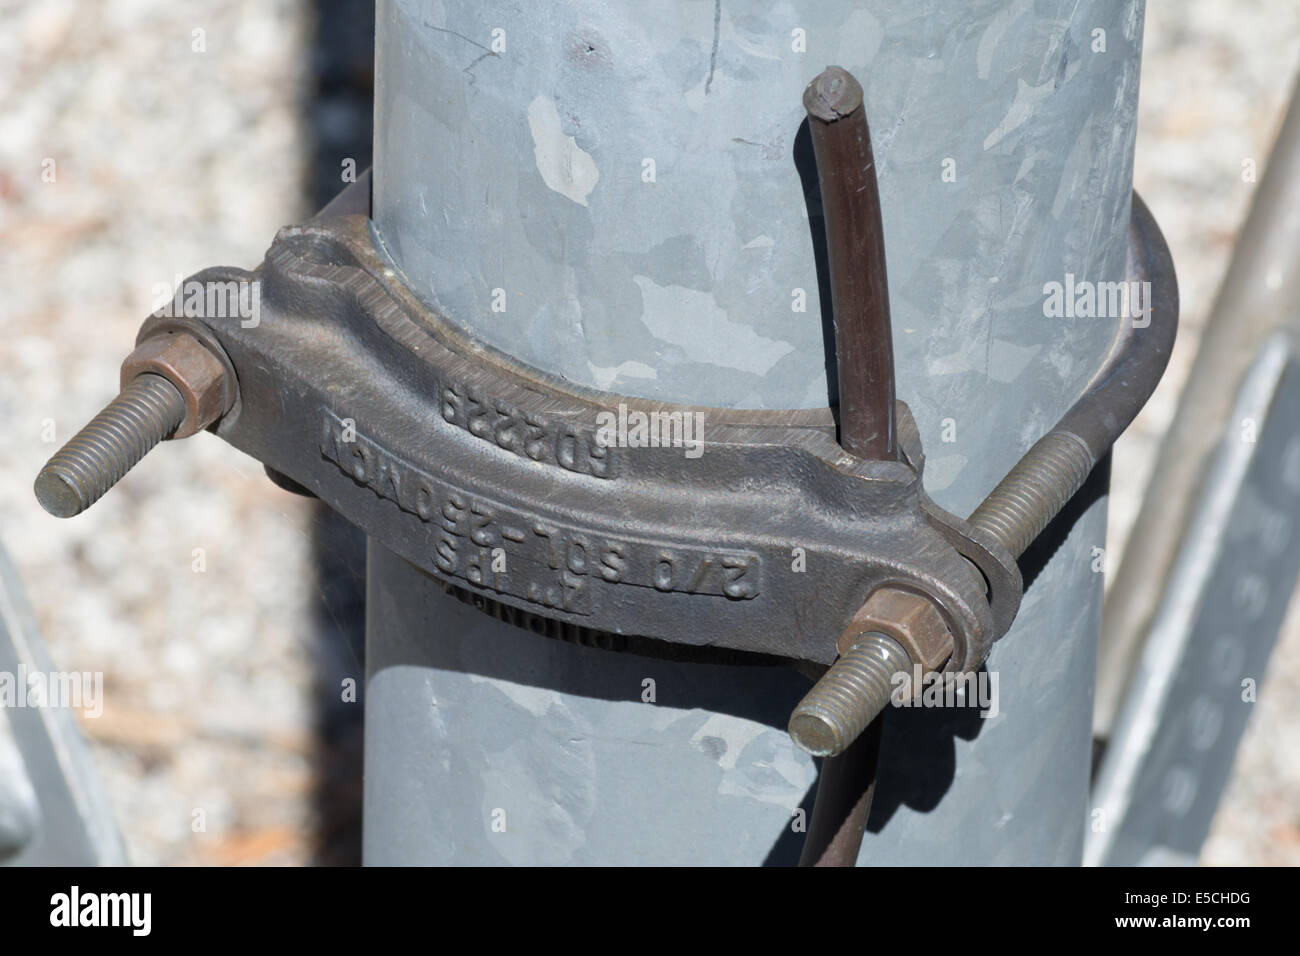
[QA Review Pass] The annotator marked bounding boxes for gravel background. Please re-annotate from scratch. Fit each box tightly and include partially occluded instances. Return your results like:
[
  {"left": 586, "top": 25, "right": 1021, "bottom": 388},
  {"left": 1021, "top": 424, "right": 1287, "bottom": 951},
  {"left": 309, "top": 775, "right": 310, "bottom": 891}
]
[
  {"left": 1126, "top": 0, "right": 1300, "bottom": 866},
  {"left": 0, "top": 1, "right": 1296, "bottom": 865}
]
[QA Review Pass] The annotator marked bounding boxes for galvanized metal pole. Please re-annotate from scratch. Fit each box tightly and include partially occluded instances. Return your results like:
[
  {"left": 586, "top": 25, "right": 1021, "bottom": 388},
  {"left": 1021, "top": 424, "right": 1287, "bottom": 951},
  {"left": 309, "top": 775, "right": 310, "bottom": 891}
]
[{"left": 365, "top": 0, "right": 1145, "bottom": 865}]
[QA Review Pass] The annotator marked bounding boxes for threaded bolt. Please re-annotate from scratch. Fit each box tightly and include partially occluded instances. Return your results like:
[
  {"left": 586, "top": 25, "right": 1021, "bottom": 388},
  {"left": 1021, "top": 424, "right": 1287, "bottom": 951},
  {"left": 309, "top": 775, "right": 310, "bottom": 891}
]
[
  {"left": 968, "top": 430, "right": 1094, "bottom": 560},
  {"left": 35, "top": 374, "right": 186, "bottom": 518},
  {"left": 789, "top": 632, "right": 911, "bottom": 757}
]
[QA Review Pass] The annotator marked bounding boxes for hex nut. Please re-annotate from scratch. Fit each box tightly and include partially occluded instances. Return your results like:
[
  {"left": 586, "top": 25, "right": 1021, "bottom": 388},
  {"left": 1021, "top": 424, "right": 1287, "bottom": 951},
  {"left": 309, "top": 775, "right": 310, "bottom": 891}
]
[
  {"left": 121, "top": 333, "right": 229, "bottom": 438},
  {"left": 837, "top": 586, "right": 955, "bottom": 684}
]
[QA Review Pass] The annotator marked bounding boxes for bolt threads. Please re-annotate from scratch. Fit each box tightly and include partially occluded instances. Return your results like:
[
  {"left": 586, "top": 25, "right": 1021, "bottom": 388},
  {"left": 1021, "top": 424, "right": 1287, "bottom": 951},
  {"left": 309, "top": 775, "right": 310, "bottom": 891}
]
[
  {"left": 789, "top": 633, "right": 911, "bottom": 757},
  {"left": 968, "top": 430, "right": 1095, "bottom": 560},
  {"left": 35, "top": 374, "right": 186, "bottom": 518}
]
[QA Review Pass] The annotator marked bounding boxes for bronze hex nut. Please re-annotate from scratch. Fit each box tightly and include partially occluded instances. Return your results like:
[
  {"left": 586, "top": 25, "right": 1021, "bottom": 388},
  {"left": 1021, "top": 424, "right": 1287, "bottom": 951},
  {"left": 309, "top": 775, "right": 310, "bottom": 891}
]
[
  {"left": 838, "top": 587, "right": 955, "bottom": 679},
  {"left": 121, "top": 333, "right": 230, "bottom": 438}
]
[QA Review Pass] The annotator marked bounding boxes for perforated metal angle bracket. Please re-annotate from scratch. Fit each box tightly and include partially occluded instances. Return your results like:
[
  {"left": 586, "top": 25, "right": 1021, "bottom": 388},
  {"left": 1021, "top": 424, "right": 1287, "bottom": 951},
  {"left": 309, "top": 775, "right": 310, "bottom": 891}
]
[{"left": 137, "top": 213, "right": 1019, "bottom": 673}]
